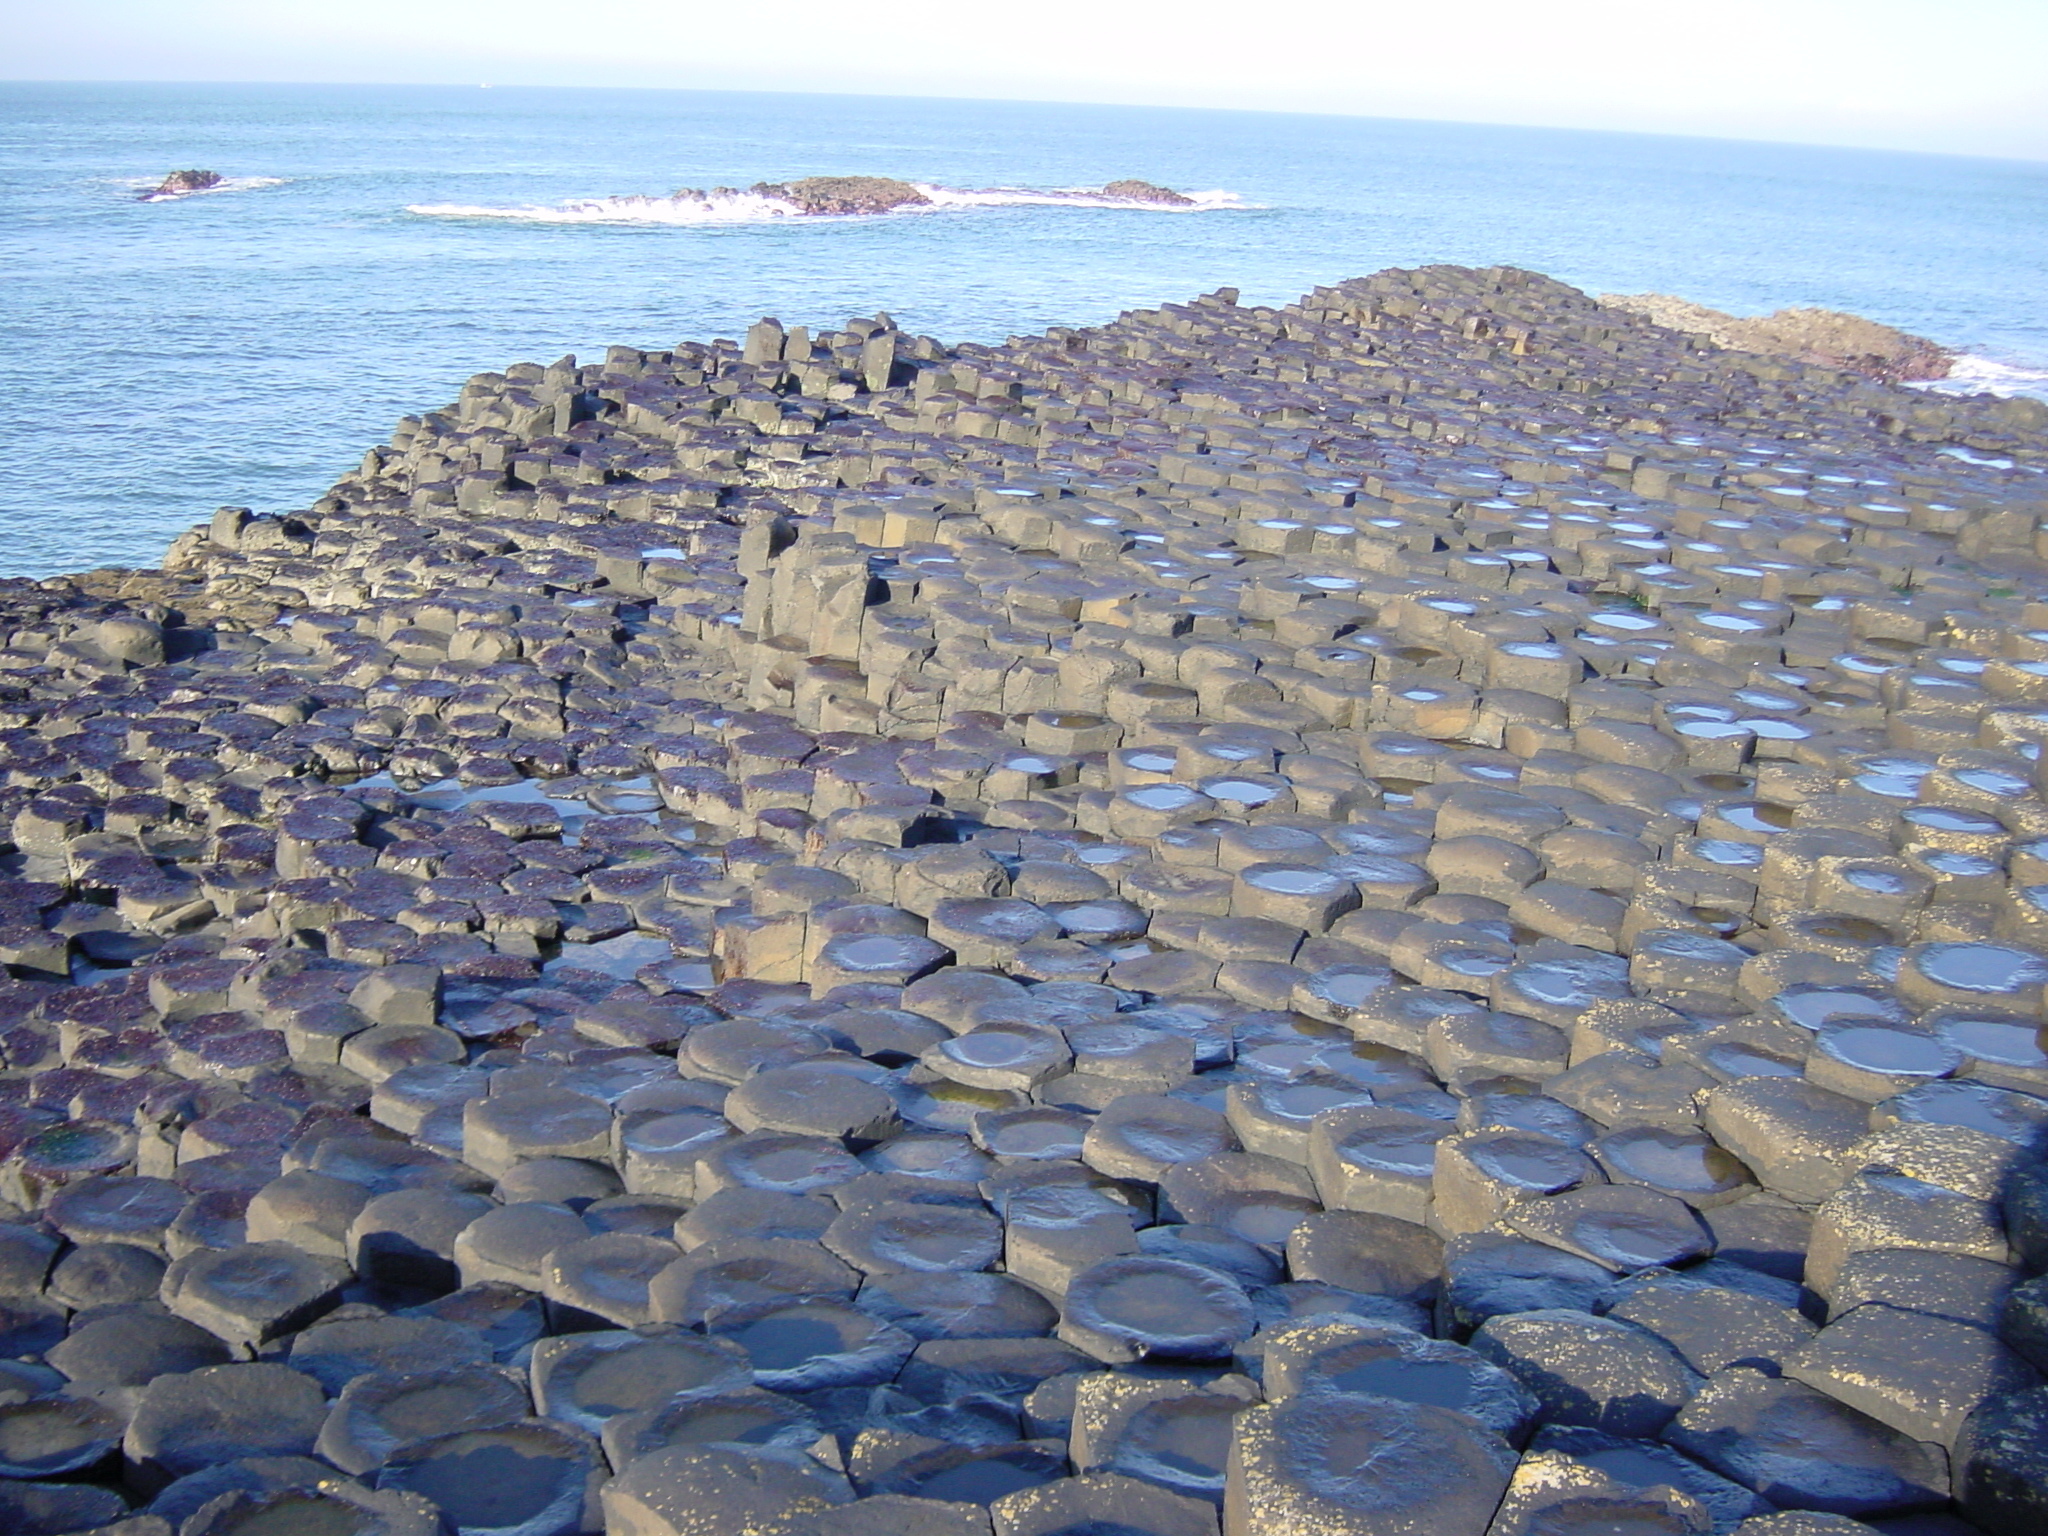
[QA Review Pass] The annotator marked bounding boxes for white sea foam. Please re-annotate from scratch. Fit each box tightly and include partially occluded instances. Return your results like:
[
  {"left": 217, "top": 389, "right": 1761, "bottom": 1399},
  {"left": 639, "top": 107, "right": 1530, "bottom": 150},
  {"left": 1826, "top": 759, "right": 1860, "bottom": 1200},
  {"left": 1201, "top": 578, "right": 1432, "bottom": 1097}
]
[
  {"left": 408, "top": 189, "right": 807, "bottom": 225},
  {"left": 1909, "top": 353, "right": 2048, "bottom": 402},
  {"left": 913, "top": 184, "right": 1244, "bottom": 212},
  {"left": 132, "top": 175, "right": 288, "bottom": 202},
  {"left": 407, "top": 183, "right": 1247, "bottom": 226}
]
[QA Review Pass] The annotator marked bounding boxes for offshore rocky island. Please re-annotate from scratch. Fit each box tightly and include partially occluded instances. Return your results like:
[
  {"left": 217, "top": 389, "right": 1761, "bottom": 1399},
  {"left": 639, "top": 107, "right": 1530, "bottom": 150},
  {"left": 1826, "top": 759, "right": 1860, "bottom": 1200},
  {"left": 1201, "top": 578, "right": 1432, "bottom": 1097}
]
[{"left": 2, "top": 265, "right": 2047, "bottom": 1536}]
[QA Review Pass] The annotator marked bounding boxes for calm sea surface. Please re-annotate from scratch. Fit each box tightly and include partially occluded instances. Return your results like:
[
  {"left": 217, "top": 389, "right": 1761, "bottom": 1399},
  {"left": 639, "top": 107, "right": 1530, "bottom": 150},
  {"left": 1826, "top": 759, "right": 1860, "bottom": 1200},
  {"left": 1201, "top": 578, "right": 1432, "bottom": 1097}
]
[{"left": 3, "top": 82, "right": 2045, "bottom": 577}]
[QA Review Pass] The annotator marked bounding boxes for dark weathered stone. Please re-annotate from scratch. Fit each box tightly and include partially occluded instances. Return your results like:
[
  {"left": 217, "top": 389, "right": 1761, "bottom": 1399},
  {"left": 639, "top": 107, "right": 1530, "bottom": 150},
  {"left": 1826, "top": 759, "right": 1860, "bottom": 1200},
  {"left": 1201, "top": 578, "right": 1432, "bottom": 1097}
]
[
  {"left": 12, "top": 259, "right": 2048, "bottom": 1530},
  {"left": 1472, "top": 1308, "right": 1703, "bottom": 1435},
  {"left": 124, "top": 1362, "right": 329, "bottom": 1491},
  {"left": 1783, "top": 1302, "right": 2039, "bottom": 1449},
  {"left": 160, "top": 1242, "right": 351, "bottom": 1347},
  {"left": 1663, "top": 1366, "right": 1950, "bottom": 1517},
  {"left": 1225, "top": 1391, "right": 1516, "bottom": 1536},
  {"left": 1953, "top": 1385, "right": 2048, "bottom": 1536},
  {"left": 614, "top": 1442, "right": 856, "bottom": 1536},
  {"left": 377, "top": 1418, "right": 605, "bottom": 1536}
]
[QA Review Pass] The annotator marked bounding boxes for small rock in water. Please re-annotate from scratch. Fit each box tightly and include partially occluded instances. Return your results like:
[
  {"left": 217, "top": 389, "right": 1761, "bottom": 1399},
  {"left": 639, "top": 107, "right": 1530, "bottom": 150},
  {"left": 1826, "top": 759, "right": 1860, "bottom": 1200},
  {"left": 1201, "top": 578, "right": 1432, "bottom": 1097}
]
[
  {"left": 1102, "top": 178, "right": 1196, "bottom": 205},
  {"left": 141, "top": 169, "right": 223, "bottom": 200}
]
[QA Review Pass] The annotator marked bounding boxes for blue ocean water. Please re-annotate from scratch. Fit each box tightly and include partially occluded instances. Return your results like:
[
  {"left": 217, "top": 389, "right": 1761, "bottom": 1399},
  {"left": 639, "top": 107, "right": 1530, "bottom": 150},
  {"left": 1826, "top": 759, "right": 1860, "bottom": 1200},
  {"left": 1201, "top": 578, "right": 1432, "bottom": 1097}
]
[{"left": 2, "top": 81, "right": 2045, "bottom": 578}]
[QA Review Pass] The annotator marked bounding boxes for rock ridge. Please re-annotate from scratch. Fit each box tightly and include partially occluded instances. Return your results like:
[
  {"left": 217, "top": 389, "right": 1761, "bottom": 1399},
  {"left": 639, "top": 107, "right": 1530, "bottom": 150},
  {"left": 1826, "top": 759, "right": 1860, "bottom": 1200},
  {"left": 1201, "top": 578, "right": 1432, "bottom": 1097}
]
[
  {"left": 0, "top": 263, "right": 2043, "bottom": 1536},
  {"left": 1600, "top": 293, "right": 1955, "bottom": 385}
]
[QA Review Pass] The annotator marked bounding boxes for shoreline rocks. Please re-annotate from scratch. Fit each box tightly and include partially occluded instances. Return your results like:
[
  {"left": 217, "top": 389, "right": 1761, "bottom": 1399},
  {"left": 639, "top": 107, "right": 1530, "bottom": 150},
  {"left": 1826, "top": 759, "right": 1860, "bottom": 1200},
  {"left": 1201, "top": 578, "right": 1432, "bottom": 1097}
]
[
  {"left": 0, "top": 263, "right": 2045, "bottom": 1535},
  {"left": 1601, "top": 292, "right": 1956, "bottom": 384}
]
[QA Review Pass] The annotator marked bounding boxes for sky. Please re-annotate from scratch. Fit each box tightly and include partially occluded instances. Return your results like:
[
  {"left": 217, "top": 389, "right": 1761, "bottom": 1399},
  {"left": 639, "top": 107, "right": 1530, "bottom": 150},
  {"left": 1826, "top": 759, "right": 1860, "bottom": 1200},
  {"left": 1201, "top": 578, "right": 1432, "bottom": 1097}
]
[{"left": 11, "top": 0, "right": 2047, "bottom": 161}]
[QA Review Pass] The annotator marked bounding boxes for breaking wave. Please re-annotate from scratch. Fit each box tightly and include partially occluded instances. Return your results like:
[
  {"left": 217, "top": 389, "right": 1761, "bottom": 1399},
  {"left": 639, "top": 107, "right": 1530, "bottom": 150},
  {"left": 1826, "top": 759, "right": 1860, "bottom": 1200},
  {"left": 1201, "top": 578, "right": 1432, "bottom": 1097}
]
[
  {"left": 1909, "top": 353, "right": 2048, "bottom": 402},
  {"left": 406, "top": 182, "right": 1248, "bottom": 226},
  {"left": 918, "top": 185, "right": 1244, "bottom": 211},
  {"left": 131, "top": 176, "right": 287, "bottom": 202}
]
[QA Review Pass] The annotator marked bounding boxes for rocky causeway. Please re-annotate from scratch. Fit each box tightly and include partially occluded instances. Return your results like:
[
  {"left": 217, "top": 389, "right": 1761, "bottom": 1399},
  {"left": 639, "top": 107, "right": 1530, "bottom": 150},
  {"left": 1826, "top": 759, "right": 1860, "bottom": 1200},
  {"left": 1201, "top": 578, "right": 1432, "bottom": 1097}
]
[{"left": 1, "top": 264, "right": 2047, "bottom": 1535}]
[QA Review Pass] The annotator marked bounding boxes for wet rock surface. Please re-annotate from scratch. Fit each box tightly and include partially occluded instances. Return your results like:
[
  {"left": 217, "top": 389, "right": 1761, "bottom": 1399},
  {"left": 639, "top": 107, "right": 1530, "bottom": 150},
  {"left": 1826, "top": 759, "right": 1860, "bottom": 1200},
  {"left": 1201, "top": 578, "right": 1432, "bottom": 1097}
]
[
  {"left": 0, "top": 263, "right": 2044, "bottom": 1531},
  {"left": 750, "top": 176, "right": 933, "bottom": 217},
  {"left": 139, "top": 170, "right": 222, "bottom": 201},
  {"left": 1102, "top": 180, "right": 1198, "bottom": 207}
]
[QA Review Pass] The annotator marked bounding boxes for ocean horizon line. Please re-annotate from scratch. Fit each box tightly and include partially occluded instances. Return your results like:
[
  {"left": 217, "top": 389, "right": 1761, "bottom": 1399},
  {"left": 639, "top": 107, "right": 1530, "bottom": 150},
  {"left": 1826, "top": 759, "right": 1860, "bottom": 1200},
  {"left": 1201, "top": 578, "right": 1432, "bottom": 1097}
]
[{"left": 6, "top": 76, "right": 2046, "bottom": 168}]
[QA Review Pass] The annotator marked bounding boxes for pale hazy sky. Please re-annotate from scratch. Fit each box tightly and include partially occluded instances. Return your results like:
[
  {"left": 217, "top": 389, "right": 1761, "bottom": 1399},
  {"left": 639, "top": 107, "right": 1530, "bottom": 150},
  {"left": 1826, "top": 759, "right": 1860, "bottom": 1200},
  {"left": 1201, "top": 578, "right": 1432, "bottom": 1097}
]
[{"left": 12, "top": 0, "right": 2047, "bottom": 160}]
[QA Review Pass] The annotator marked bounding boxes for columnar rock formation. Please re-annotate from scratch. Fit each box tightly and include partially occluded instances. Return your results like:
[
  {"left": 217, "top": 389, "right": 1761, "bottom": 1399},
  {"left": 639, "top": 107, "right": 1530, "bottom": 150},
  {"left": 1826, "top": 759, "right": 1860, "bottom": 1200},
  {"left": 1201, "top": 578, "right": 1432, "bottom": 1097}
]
[{"left": 1, "top": 266, "right": 2046, "bottom": 1536}]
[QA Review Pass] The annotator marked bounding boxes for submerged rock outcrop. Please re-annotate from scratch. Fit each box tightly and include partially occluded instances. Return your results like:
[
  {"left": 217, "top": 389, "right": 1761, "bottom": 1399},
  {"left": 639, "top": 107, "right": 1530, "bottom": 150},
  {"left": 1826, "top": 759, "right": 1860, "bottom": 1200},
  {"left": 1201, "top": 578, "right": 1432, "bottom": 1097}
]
[
  {"left": 1102, "top": 179, "right": 1196, "bottom": 206},
  {"left": 0, "top": 266, "right": 2045, "bottom": 1535},
  {"left": 1602, "top": 293, "right": 1956, "bottom": 385},
  {"left": 751, "top": 176, "right": 934, "bottom": 216},
  {"left": 139, "top": 169, "right": 223, "bottom": 201}
]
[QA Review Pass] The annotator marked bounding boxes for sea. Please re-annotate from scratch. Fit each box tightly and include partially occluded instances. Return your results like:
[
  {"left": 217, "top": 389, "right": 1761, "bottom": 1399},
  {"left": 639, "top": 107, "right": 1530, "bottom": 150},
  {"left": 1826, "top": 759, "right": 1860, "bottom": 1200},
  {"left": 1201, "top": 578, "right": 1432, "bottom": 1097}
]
[{"left": 3, "top": 81, "right": 2045, "bottom": 578}]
